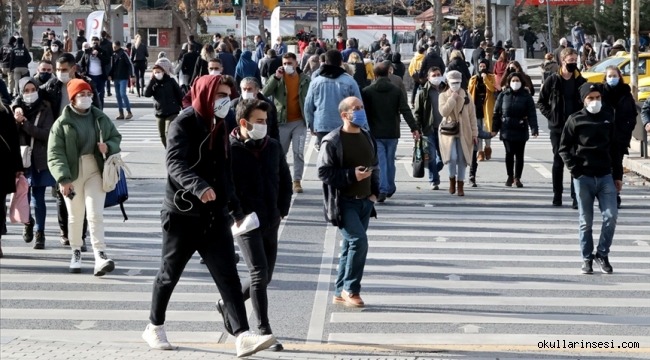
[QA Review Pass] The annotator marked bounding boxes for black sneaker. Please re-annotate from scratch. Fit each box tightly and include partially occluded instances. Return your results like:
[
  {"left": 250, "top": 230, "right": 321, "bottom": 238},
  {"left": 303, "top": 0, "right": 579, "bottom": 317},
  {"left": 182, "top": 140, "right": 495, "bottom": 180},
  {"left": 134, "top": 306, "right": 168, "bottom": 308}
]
[
  {"left": 581, "top": 259, "right": 593, "bottom": 274},
  {"left": 268, "top": 340, "right": 284, "bottom": 351},
  {"left": 377, "top": 193, "right": 387, "bottom": 203},
  {"left": 469, "top": 176, "right": 477, "bottom": 188},
  {"left": 33, "top": 232, "right": 45, "bottom": 250},
  {"left": 23, "top": 217, "right": 35, "bottom": 243},
  {"left": 552, "top": 194, "right": 562, "bottom": 206},
  {"left": 595, "top": 253, "right": 613, "bottom": 274},
  {"left": 1, "top": 222, "right": 7, "bottom": 235},
  {"left": 216, "top": 300, "right": 234, "bottom": 336}
]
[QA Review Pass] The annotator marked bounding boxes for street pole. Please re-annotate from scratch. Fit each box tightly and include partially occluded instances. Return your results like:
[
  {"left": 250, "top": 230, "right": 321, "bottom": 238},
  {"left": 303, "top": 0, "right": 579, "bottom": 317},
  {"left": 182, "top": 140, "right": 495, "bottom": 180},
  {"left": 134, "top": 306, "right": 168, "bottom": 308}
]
[
  {"left": 133, "top": 0, "right": 137, "bottom": 40},
  {"left": 10, "top": 0, "right": 14, "bottom": 36},
  {"left": 629, "top": 0, "right": 645, "bottom": 158},
  {"left": 546, "top": 0, "right": 553, "bottom": 49},
  {"left": 472, "top": 0, "right": 476, "bottom": 29},
  {"left": 391, "top": 0, "right": 395, "bottom": 44},
  {"left": 316, "top": 0, "right": 321, "bottom": 38},
  {"left": 241, "top": 0, "right": 247, "bottom": 50},
  {"left": 484, "top": 0, "right": 493, "bottom": 59}
]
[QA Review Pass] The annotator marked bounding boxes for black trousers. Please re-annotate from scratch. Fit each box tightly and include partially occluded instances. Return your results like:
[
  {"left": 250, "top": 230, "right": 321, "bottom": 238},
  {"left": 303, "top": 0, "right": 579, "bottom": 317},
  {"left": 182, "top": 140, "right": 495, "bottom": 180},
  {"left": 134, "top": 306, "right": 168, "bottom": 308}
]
[
  {"left": 133, "top": 60, "right": 147, "bottom": 91},
  {"left": 549, "top": 131, "right": 575, "bottom": 200},
  {"left": 236, "top": 217, "right": 280, "bottom": 334},
  {"left": 503, "top": 140, "right": 526, "bottom": 178},
  {"left": 150, "top": 209, "right": 249, "bottom": 335},
  {"left": 1, "top": 192, "right": 6, "bottom": 240},
  {"left": 56, "top": 188, "right": 88, "bottom": 239}
]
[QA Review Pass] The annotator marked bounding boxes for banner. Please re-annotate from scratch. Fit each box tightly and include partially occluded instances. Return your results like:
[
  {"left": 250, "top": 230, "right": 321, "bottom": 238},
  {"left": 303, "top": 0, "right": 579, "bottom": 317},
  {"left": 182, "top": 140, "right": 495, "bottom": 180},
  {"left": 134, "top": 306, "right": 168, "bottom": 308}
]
[
  {"left": 270, "top": 6, "right": 281, "bottom": 43},
  {"left": 86, "top": 11, "right": 105, "bottom": 40}
]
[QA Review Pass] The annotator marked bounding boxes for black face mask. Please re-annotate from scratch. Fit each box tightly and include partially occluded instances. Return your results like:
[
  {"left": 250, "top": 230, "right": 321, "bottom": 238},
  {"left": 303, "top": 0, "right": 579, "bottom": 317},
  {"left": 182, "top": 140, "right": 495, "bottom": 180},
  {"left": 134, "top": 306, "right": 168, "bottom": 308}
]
[
  {"left": 38, "top": 72, "right": 52, "bottom": 83},
  {"left": 480, "top": 69, "right": 489, "bottom": 75},
  {"left": 565, "top": 63, "right": 578, "bottom": 72}
]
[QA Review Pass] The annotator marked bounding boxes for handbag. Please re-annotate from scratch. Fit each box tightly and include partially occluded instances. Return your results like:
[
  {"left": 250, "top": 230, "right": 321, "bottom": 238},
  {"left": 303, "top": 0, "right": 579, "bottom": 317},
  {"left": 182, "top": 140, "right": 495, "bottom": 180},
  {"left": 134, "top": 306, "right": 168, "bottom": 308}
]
[
  {"left": 19, "top": 112, "right": 40, "bottom": 168},
  {"left": 9, "top": 175, "right": 30, "bottom": 224},
  {"left": 412, "top": 138, "right": 425, "bottom": 178},
  {"left": 439, "top": 118, "right": 459, "bottom": 136}
]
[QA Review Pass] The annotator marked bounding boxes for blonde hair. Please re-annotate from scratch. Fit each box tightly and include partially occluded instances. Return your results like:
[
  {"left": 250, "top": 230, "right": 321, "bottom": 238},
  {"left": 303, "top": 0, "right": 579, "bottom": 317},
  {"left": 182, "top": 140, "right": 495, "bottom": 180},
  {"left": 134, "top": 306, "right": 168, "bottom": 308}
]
[
  {"left": 348, "top": 52, "right": 361, "bottom": 64},
  {"left": 134, "top": 34, "right": 142, "bottom": 49},
  {"left": 450, "top": 50, "right": 463, "bottom": 60}
]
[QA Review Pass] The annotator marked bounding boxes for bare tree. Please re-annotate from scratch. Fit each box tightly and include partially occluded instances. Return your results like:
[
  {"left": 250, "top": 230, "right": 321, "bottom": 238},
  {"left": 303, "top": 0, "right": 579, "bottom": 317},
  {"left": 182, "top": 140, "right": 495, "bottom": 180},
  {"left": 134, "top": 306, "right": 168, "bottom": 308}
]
[
  {"left": 509, "top": 0, "right": 526, "bottom": 48},
  {"left": 432, "top": 0, "right": 442, "bottom": 44},
  {"left": 17, "top": 0, "right": 50, "bottom": 48}
]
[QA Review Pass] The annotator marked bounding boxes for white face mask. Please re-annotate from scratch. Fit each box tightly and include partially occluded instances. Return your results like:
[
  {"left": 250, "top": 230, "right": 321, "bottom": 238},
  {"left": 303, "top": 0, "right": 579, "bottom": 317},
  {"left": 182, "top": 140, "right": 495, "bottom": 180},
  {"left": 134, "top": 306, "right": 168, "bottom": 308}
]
[
  {"left": 214, "top": 96, "right": 231, "bottom": 118},
  {"left": 585, "top": 100, "right": 602, "bottom": 114},
  {"left": 51, "top": 46, "right": 59, "bottom": 53},
  {"left": 283, "top": 65, "right": 295, "bottom": 74},
  {"left": 246, "top": 122, "right": 267, "bottom": 140},
  {"left": 510, "top": 81, "right": 522, "bottom": 91},
  {"left": 153, "top": 72, "right": 164, "bottom": 80},
  {"left": 449, "top": 83, "right": 461, "bottom": 92},
  {"left": 57, "top": 71, "right": 70, "bottom": 84},
  {"left": 241, "top": 91, "right": 256, "bottom": 100},
  {"left": 75, "top": 96, "right": 93, "bottom": 110},
  {"left": 23, "top": 92, "right": 39, "bottom": 105},
  {"left": 209, "top": 70, "right": 221, "bottom": 76},
  {"left": 429, "top": 77, "right": 443, "bottom": 86}
]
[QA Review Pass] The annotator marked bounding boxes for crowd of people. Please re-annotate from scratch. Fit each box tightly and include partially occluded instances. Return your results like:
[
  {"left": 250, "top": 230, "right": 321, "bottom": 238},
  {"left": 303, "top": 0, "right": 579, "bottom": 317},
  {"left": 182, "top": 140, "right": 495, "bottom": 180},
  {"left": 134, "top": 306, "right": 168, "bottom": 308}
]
[{"left": 1, "top": 26, "right": 650, "bottom": 357}]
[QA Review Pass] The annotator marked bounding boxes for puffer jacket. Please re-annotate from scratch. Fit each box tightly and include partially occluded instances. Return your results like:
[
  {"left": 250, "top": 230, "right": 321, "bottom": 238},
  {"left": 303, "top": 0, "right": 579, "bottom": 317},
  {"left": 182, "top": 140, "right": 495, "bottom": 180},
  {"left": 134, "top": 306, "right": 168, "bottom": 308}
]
[
  {"left": 492, "top": 88, "right": 539, "bottom": 142},
  {"left": 143, "top": 74, "right": 183, "bottom": 118},
  {"left": 317, "top": 127, "right": 378, "bottom": 228},
  {"left": 601, "top": 82, "right": 638, "bottom": 154},
  {"left": 11, "top": 98, "right": 55, "bottom": 171}
]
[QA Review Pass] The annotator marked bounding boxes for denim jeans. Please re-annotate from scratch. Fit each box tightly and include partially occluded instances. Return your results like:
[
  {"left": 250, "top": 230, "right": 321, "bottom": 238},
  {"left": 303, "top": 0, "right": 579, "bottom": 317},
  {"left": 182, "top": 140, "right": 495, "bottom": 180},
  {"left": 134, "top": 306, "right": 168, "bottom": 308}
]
[
  {"left": 114, "top": 79, "right": 131, "bottom": 112},
  {"left": 335, "top": 197, "right": 373, "bottom": 296},
  {"left": 29, "top": 186, "right": 47, "bottom": 232},
  {"left": 426, "top": 131, "right": 443, "bottom": 184},
  {"left": 376, "top": 138, "right": 398, "bottom": 195},
  {"left": 89, "top": 74, "right": 106, "bottom": 109},
  {"left": 448, "top": 137, "right": 467, "bottom": 181},
  {"left": 573, "top": 174, "right": 618, "bottom": 260}
]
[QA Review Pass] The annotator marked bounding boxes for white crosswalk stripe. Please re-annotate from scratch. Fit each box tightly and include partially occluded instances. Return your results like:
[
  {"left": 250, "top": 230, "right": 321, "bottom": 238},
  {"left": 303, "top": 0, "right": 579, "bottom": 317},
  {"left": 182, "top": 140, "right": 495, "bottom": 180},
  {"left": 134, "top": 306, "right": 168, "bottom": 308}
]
[{"left": 116, "top": 114, "right": 163, "bottom": 148}]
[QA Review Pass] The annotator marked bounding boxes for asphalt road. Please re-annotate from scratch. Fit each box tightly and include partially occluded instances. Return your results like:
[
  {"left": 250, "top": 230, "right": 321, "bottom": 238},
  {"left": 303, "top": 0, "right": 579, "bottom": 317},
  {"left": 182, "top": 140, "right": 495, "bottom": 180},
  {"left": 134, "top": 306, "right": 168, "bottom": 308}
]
[{"left": 1, "top": 93, "right": 649, "bottom": 359}]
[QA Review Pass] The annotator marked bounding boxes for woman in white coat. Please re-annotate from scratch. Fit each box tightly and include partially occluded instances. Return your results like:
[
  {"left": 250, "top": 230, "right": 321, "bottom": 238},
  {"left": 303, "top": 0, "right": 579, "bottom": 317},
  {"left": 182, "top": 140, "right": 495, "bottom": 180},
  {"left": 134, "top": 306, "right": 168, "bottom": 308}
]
[{"left": 438, "top": 70, "right": 478, "bottom": 196}]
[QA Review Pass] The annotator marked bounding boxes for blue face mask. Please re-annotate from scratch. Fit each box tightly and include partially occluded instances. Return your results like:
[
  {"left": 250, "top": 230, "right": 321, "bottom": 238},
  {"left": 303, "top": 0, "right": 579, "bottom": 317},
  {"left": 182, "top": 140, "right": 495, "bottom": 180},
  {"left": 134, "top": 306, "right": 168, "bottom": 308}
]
[
  {"left": 606, "top": 77, "right": 619, "bottom": 87},
  {"left": 349, "top": 109, "right": 368, "bottom": 128}
]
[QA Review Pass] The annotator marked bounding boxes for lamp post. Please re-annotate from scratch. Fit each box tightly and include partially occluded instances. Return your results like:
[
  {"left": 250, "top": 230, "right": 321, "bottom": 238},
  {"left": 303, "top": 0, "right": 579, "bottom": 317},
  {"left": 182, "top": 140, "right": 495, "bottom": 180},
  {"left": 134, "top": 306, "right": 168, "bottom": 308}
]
[
  {"left": 133, "top": 0, "right": 137, "bottom": 40},
  {"left": 391, "top": 0, "right": 395, "bottom": 44},
  {"left": 316, "top": 0, "right": 321, "bottom": 38},
  {"left": 484, "top": 0, "right": 494, "bottom": 58}
]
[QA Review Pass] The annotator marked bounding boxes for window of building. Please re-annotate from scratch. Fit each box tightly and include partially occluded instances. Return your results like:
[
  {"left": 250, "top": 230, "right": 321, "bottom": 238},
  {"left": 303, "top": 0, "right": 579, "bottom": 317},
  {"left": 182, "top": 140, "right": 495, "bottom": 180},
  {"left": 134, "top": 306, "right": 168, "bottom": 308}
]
[{"left": 148, "top": 28, "right": 158, "bottom": 47}]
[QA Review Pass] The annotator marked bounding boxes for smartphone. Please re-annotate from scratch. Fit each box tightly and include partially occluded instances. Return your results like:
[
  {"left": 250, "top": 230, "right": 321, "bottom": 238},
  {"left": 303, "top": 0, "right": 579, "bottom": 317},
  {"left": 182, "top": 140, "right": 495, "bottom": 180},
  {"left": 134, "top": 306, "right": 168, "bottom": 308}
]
[{"left": 363, "top": 166, "right": 378, "bottom": 172}]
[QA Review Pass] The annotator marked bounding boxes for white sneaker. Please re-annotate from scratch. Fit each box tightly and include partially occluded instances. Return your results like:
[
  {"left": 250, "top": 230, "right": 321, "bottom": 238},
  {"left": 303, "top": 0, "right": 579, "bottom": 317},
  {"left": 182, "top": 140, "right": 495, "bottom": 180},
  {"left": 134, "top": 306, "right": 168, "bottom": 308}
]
[
  {"left": 93, "top": 251, "right": 115, "bottom": 277},
  {"left": 69, "top": 250, "right": 81, "bottom": 273},
  {"left": 142, "top": 323, "right": 175, "bottom": 350},
  {"left": 235, "top": 331, "right": 275, "bottom": 358}
]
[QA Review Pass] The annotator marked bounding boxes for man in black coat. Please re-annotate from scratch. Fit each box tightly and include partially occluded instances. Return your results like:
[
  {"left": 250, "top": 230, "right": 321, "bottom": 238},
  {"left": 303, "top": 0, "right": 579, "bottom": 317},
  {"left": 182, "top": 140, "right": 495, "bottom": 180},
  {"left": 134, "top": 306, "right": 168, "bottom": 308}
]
[
  {"left": 100, "top": 31, "right": 114, "bottom": 96},
  {"left": 417, "top": 48, "right": 446, "bottom": 84},
  {"left": 230, "top": 77, "right": 279, "bottom": 141},
  {"left": 228, "top": 99, "right": 291, "bottom": 351}
]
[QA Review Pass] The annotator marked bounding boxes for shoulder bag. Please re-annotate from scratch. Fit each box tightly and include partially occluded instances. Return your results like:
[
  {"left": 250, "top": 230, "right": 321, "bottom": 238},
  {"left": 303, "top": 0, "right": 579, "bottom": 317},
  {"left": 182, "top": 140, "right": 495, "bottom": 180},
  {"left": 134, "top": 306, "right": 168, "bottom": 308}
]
[{"left": 20, "top": 111, "right": 40, "bottom": 168}]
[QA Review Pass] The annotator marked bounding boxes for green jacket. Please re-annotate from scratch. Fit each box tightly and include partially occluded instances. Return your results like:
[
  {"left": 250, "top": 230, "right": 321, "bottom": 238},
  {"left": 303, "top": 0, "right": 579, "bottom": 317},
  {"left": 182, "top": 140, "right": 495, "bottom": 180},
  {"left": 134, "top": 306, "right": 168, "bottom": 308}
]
[
  {"left": 262, "top": 72, "right": 311, "bottom": 124},
  {"left": 47, "top": 105, "right": 122, "bottom": 185}
]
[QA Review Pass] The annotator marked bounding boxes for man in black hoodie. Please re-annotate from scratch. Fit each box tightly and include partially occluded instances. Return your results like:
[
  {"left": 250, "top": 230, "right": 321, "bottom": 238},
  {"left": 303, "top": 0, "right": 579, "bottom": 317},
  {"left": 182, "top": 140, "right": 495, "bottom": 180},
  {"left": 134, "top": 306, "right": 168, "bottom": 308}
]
[
  {"left": 558, "top": 83, "right": 622, "bottom": 275},
  {"left": 228, "top": 99, "right": 292, "bottom": 351}
]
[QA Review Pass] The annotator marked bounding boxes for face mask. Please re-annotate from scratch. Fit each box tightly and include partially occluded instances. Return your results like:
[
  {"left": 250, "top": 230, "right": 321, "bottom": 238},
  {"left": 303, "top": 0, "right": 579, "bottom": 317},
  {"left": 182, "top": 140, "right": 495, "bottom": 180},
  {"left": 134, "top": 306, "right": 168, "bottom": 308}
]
[
  {"left": 214, "top": 96, "right": 231, "bottom": 118},
  {"left": 23, "top": 92, "right": 39, "bottom": 105},
  {"left": 449, "top": 83, "right": 461, "bottom": 92},
  {"left": 348, "top": 109, "right": 368, "bottom": 128},
  {"left": 585, "top": 100, "right": 602, "bottom": 114},
  {"left": 75, "top": 96, "right": 93, "bottom": 110},
  {"left": 606, "top": 77, "right": 619, "bottom": 87},
  {"left": 507, "top": 68, "right": 516, "bottom": 74},
  {"left": 241, "top": 92, "right": 256, "bottom": 100},
  {"left": 565, "top": 63, "right": 578, "bottom": 72},
  {"left": 57, "top": 71, "right": 70, "bottom": 84},
  {"left": 510, "top": 81, "right": 522, "bottom": 91},
  {"left": 209, "top": 70, "right": 221, "bottom": 76},
  {"left": 51, "top": 46, "right": 59, "bottom": 53},
  {"left": 427, "top": 41, "right": 433, "bottom": 46},
  {"left": 283, "top": 65, "right": 295, "bottom": 74},
  {"left": 246, "top": 122, "right": 267, "bottom": 140},
  {"left": 38, "top": 72, "right": 52, "bottom": 83},
  {"left": 154, "top": 73, "right": 164, "bottom": 80},
  {"left": 429, "top": 77, "right": 440, "bottom": 86}
]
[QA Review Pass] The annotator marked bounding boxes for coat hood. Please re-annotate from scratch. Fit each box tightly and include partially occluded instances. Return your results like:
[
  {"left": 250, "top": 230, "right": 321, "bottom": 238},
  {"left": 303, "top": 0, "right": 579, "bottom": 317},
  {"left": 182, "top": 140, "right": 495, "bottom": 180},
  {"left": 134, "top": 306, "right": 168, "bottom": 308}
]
[{"left": 319, "top": 64, "right": 346, "bottom": 79}]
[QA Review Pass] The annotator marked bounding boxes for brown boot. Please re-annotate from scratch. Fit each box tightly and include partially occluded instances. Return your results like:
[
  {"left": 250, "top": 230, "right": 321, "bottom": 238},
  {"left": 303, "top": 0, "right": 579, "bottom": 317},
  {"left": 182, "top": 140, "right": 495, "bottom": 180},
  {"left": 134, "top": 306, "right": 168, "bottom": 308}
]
[
  {"left": 116, "top": 110, "right": 125, "bottom": 120},
  {"left": 457, "top": 181, "right": 465, "bottom": 196},
  {"left": 292, "top": 180, "right": 303, "bottom": 193},
  {"left": 125, "top": 111, "right": 133, "bottom": 120},
  {"left": 484, "top": 146, "right": 492, "bottom": 160},
  {"left": 477, "top": 151, "right": 485, "bottom": 161},
  {"left": 449, "top": 177, "right": 456, "bottom": 194}
]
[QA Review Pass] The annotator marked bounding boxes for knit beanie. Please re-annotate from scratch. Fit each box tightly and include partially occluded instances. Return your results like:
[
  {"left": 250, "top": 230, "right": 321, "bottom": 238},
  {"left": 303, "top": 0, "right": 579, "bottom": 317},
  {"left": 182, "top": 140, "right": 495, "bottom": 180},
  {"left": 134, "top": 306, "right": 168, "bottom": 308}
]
[
  {"left": 155, "top": 57, "right": 174, "bottom": 75},
  {"left": 67, "top": 79, "right": 92, "bottom": 101},
  {"left": 445, "top": 70, "right": 462, "bottom": 82},
  {"left": 579, "top": 82, "right": 601, "bottom": 102}
]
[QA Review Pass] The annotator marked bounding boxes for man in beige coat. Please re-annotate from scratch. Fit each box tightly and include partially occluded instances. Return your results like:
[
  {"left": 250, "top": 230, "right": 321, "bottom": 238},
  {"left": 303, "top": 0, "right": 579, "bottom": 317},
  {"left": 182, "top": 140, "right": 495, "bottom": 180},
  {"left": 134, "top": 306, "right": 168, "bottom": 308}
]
[{"left": 438, "top": 70, "right": 478, "bottom": 196}]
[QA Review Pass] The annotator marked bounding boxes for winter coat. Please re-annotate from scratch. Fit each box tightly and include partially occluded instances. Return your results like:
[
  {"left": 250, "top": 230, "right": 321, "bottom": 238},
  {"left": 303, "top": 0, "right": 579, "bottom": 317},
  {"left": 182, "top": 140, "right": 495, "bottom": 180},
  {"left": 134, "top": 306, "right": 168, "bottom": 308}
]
[
  {"left": 79, "top": 46, "right": 111, "bottom": 76},
  {"left": 361, "top": 77, "right": 418, "bottom": 139},
  {"left": 317, "top": 127, "right": 378, "bottom": 228},
  {"left": 1, "top": 44, "right": 13, "bottom": 67},
  {"left": 414, "top": 81, "right": 445, "bottom": 135},
  {"left": 438, "top": 88, "right": 478, "bottom": 165},
  {"left": 230, "top": 94, "right": 280, "bottom": 141},
  {"left": 0, "top": 106, "right": 22, "bottom": 194},
  {"left": 417, "top": 52, "right": 446, "bottom": 81},
  {"left": 260, "top": 55, "right": 282, "bottom": 80},
  {"left": 217, "top": 52, "right": 237, "bottom": 77},
  {"left": 180, "top": 51, "right": 199, "bottom": 78},
  {"left": 229, "top": 129, "right": 292, "bottom": 230},
  {"left": 9, "top": 45, "right": 31, "bottom": 70},
  {"left": 11, "top": 98, "right": 55, "bottom": 171},
  {"left": 492, "top": 88, "right": 538, "bottom": 142},
  {"left": 109, "top": 49, "right": 134, "bottom": 80},
  {"left": 131, "top": 43, "right": 149, "bottom": 62},
  {"left": 39, "top": 76, "right": 101, "bottom": 117},
  {"left": 408, "top": 52, "right": 425, "bottom": 78},
  {"left": 601, "top": 82, "right": 638, "bottom": 154},
  {"left": 537, "top": 70, "right": 586, "bottom": 133},
  {"left": 351, "top": 62, "right": 369, "bottom": 90},
  {"left": 304, "top": 65, "right": 361, "bottom": 133},
  {"left": 468, "top": 74, "right": 497, "bottom": 132},
  {"left": 47, "top": 106, "right": 121, "bottom": 185},
  {"left": 143, "top": 74, "right": 183, "bottom": 118},
  {"left": 262, "top": 72, "right": 311, "bottom": 125},
  {"left": 75, "top": 35, "right": 87, "bottom": 52}
]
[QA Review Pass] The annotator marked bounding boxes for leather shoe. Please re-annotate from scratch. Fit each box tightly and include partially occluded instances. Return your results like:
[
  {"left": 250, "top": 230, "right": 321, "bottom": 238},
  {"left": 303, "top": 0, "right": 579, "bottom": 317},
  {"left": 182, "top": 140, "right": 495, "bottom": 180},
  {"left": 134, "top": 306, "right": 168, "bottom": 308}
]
[{"left": 341, "top": 290, "right": 365, "bottom": 307}]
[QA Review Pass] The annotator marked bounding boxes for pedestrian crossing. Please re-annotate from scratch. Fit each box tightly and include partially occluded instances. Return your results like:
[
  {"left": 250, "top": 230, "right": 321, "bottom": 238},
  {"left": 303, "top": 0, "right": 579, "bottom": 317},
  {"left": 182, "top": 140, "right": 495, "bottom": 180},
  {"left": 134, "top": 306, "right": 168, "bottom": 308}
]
[{"left": 115, "top": 114, "right": 164, "bottom": 148}]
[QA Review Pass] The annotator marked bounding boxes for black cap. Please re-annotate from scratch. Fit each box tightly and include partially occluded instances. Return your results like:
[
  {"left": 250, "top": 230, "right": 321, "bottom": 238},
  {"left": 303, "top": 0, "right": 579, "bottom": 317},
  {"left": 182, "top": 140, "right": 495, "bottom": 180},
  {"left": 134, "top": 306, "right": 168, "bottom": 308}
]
[{"left": 579, "top": 82, "right": 601, "bottom": 102}]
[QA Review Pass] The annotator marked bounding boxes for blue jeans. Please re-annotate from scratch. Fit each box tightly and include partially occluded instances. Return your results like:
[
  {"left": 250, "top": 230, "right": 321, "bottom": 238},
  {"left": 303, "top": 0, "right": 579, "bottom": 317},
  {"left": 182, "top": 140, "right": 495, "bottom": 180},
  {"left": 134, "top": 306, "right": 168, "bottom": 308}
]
[
  {"left": 448, "top": 137, "right": 467, "bottom": 181},
  {"left": 426, "top": 131, "right": 443, "bottom": 184},
  {"left": 114, "top": 79, "right": 131, "bottom": 112},
  {"left": 376, "top": 138, "right": 398, "bottom": 195},
  {"left": 29, "top": 186, "right": 47, "bottom": 232},
  {"left": 335, "top": 197, "right": 373, "bottom": 296},
  {"left": 573, "top": 174, "right": 618, "bottom": 260},
  {"left": 89, "top": 74, "right": 106, "bottom": 109}
]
